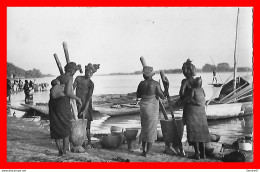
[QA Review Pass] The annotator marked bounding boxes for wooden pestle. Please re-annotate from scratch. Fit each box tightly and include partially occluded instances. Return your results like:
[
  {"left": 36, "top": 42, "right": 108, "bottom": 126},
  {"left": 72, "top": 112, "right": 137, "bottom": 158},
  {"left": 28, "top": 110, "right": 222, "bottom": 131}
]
[
  {"left": 139, "top": 57, "right": 169, "bottom": 120},
  {"left": 160, "top": 70, "right": 185, "bottom": 156},
  {"left": 53, "top": 54, "right": 64, "bottom": 75}
]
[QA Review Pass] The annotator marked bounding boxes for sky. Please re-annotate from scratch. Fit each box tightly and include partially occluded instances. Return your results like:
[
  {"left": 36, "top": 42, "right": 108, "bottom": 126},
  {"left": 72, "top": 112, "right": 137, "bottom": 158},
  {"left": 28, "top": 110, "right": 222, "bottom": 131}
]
[{"left": 7, "top": 7, "right": 253, "bottom": 75}]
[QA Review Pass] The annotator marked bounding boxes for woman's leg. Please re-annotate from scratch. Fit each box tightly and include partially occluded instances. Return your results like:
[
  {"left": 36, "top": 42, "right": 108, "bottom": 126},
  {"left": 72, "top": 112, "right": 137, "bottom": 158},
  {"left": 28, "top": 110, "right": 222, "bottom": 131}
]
[
  {"left": 200, "top": 142, "right": 206, "bottom": 158},
  {"left": 142, "top": 141, "right": 147, "bottom": 156},
  {"left": 146, "top": 142, "right": 153, "bottom": 155},
  {"left": 55, "top": 139, "right": 63, "bottom": 156},
  {"left": 63, "top": 136, "right": 69, "bottom": 154},
  {"left": 193, "top": 142, "right": 200, "bottom": 160}
]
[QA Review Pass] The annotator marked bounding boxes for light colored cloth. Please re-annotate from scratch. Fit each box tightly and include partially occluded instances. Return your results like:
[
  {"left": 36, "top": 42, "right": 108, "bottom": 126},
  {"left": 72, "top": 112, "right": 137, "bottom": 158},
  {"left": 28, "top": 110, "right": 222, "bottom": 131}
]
[
  {"left": 143, "top": 66, "right": 155, "bottom": 77},
  {"left": 50, "top": 85, "right": 65, "bottom": 99},
  {"left": 139, "top": 95, "right": 159, "bottom": 143}
]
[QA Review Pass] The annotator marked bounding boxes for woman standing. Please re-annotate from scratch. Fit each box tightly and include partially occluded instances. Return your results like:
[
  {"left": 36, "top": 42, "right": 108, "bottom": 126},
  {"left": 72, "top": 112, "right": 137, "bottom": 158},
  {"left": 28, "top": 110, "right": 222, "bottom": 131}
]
[
  {"left": 137, "top": 66, "right": 168, "bottom": 157},
  {"left": 49, "top": 62, "right": 82, "bottom": 156},
  {"left": 179, "top": 59, "right": 210, "bottom": 159},
  {"left": 179, "top": 59, "right": 196, "bottom": 127},
  {"left": 73, "top": 63, "right": 100, "bottom": 149},
  {"left": 186, "top": 77, "right": 210, "bottom": 159}
]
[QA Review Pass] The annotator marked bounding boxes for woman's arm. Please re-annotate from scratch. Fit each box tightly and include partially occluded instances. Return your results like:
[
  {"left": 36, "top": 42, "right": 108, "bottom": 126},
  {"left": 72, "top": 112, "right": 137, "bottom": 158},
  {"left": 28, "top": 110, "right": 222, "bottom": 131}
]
[
  {"left": 136, "top": 82, "right": 142, "bottom": 100},
  {"left": 179, "top": 79, "right": 187, "bottom": 100},
  {"left": 189, "top": 89, "right": 197, "bottom": 105},
  {"left": 73, "top": 76, "right": 78, "bottom": 90},
  {"left": 80, "top": 82, "right": 94, "bottom": 115},
  {"left": 156, "top": 82, "right": 166, "bottom": 100},
  {"left": 64, "top": 76, "right": 82, "bottom": 105}
]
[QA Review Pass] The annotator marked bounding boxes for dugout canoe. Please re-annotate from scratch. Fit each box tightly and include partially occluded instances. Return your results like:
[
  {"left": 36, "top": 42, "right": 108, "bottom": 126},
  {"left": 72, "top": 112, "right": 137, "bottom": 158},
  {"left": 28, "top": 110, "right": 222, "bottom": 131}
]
[
  {"left": 7, "top": 104, "right": 31, "bottom": 112},
  {"left": 20, "top": 103, "right": 49, "bottom": 115},
  {"left": 94, "top": 101, "right": 252, "bottom": 120},
  {"left": 94, "top": 104, "right": 140, "bottom": 117}
]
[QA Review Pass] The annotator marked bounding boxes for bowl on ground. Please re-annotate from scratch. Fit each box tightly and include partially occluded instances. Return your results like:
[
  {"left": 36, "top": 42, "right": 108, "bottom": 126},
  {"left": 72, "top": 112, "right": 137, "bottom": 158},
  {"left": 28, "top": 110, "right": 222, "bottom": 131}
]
[
  {"left": 100, "top": 135, "right": 123, "bottom": 149},
  {"left": 123, "top": 128, "right": 140, "bottom": 140}
]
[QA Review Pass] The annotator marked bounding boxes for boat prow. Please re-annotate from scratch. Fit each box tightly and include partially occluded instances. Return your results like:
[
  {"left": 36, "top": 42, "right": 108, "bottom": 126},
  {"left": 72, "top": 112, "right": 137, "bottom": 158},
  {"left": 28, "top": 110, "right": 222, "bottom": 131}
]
[
  {"left": 7, "top": 104, "right": 31, "bottom": 112},
  {"left": 209, "top": 83, "right": 223, "bottom": 87},
  {"left": 20, "top": 103, "right": 49, "bottom": 115}
]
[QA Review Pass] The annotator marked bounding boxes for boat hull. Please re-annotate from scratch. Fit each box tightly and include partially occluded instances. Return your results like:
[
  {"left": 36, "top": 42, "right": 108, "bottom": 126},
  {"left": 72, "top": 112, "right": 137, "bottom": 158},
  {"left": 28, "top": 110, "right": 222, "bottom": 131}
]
[
  {"left": 95, "top": 101, "right": 253, "bottom": 120},
  {"left": 21, "top": 103, "right": 49, "bottom": 115}
]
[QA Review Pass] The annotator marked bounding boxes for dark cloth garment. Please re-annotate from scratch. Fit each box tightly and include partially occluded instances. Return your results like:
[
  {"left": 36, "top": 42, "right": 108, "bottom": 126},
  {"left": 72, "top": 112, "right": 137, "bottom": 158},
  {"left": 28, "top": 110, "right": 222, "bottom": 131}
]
[
  {"left": 192, "top": 88, "right": 206, "bottom": 106},
  {"left": 7, "top": 81, "right": 12, "bottom": 97},
  {"left": 49, "top": 96, "right": 72, "bottom": 139},
  {"left": 23, "top": 83, "right": 30, "bottom": 96},
  {"left": 49, "top": 74, "right": 73, "bottom": 139},
  {"left": 75, "top": 79, "right": 94, "bottom": 122},
  {"left": 139, "top": 95, "right": 159, "bottom": 143},
  {"left": 182, "top": 83, "right": 193, "bottom": 125},
  {"left": 183, "top": 86, "right": 210, "bottom": 143},
  {"left": 185, "top": 104, "right": 210, "bottom": 143},
  {"left": 23, "top": 83, "right": 33, "bottom": 101}
]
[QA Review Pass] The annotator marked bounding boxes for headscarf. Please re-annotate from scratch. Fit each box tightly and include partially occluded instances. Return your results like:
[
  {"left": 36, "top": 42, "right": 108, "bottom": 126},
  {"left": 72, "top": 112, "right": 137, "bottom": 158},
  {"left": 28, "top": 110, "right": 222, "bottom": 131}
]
[
  {"left": 85, "top": 63, "right": 100, "bottom": 73},
  {"left": 182, "top": 58, "right": 196, "bottom": 78},
  {"left": 64, "top": 62, "right": 79, "bottom": 72},
  {"left": 143, "top": 66, "right": 155, "bottom": 77}
]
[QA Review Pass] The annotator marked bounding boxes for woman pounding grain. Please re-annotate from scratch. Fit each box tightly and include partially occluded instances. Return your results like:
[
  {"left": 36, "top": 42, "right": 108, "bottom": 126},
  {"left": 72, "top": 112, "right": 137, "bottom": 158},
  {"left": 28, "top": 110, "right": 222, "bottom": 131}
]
[
  {"left": 49, "top": 62, "right": 82, "bottom": 156},
  {"left": 136, "top": 66, "right": 168, "bottom": 157}
]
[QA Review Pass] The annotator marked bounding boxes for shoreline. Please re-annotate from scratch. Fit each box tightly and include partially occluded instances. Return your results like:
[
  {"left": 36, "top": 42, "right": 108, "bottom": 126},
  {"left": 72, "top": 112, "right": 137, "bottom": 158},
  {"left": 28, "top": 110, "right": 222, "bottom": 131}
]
[
  {"left": 6, "top": 93, "right": 253, "bottom": 162},
  {"left": 7, "top": 111, "right": 253, "bottom": 163}
]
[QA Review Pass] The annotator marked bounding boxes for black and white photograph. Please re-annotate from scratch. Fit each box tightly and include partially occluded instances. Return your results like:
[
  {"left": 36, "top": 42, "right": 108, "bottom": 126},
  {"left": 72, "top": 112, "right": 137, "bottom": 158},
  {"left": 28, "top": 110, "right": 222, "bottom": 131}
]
[{"left": 7, "top": 7, "right": 253, "bottom": 163}]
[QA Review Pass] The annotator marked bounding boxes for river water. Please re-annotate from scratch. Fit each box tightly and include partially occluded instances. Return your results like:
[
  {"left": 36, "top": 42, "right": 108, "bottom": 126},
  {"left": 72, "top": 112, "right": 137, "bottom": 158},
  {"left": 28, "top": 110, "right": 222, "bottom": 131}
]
[{"left": 8, "top": 72, "right": 253, "bottom": 144}]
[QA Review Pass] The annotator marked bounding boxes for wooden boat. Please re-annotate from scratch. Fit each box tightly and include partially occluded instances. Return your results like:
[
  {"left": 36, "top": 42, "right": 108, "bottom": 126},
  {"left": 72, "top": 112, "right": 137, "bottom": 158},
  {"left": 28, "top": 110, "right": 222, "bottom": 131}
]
[
  {"left": 205, "top": 103, "right": 246, "bottom": 120},
  {"left": 94, "top": 105, "right": 140, "bottom": 117},
  {"left": 210, "top": 9, "right": 253, "bottom": 104},
  {"left": 209, "top": 83, "right": 223, "bottom": 87},
  {"left": 7, "top": 104, "right": 31, "bottom": 112},
  {"left": 20, "top": 103, "right": 49, "bottom": 115},
  {"left": 95, "top": 99, "right": 252, "bottom": 120}
]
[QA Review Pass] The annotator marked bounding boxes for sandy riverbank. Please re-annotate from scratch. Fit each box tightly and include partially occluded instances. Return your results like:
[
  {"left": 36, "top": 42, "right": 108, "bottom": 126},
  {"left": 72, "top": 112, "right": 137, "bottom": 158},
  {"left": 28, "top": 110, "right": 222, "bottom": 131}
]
[
  {"left": 6, "top": 114, "right": 253, "bottom": 163},
  {"left": 6, "top": 93, "right": 253, "bottom": 163}
]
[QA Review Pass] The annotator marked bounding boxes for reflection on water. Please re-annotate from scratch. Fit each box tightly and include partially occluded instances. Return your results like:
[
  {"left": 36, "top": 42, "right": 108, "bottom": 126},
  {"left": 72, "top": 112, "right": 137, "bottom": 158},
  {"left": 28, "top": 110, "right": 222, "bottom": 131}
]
[{"left": 208, "top": 115, "right": 253, "bottom": 143}]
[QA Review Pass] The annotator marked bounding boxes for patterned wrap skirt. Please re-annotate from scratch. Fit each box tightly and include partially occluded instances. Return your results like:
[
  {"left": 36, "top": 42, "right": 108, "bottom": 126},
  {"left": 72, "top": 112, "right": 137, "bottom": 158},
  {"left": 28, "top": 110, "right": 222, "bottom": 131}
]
[{"left": 139, "top": 95, "right": 159, "bottom": 143}]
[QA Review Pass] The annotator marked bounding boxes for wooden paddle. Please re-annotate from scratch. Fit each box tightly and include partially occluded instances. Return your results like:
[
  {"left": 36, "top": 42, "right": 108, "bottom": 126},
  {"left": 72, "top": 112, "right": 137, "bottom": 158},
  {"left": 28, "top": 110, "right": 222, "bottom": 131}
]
[
  {"left": 53, "top": 53, "right": 64, "bottom": 75},
  {"left": 139, "top": 57, "right": 168, "bottom": 120},
  {"left": 160, "top": 70, "right": 185, "bottom": 156}
]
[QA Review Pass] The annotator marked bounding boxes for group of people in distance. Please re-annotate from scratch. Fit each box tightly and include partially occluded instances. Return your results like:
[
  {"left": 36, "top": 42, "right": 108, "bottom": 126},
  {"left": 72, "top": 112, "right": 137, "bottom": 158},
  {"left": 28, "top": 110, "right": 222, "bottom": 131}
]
[
  {"left": 7, "top": 78, "right": 35, "bottom": 103},
  {"left": 49, "top": 59, "right": 209, "bottom": 160}
]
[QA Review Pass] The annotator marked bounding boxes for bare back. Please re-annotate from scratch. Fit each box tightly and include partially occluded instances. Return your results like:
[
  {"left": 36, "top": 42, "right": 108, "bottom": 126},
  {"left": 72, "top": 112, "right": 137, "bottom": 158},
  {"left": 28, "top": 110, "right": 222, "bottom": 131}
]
[{"left": 137, "top": 79, "right": 165, "bottom": 99}]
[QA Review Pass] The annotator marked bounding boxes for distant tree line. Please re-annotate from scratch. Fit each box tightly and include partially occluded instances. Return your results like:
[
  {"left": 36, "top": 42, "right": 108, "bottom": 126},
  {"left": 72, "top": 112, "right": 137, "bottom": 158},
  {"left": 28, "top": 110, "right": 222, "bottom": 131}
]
[
  {"left": 201, "top": 63, "right": 252, "bottom": 72},
  {"left": 7, "top": 62, "right": 54, "bottom": 78},
  {"left": 129, "top": 62, "right": 252, "bottom": 75}
]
